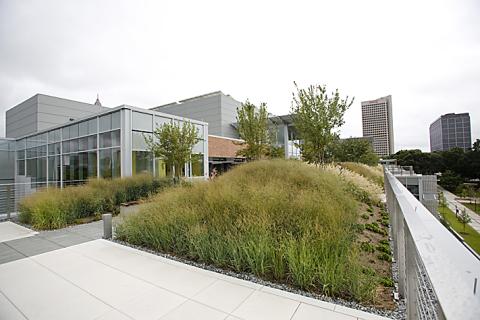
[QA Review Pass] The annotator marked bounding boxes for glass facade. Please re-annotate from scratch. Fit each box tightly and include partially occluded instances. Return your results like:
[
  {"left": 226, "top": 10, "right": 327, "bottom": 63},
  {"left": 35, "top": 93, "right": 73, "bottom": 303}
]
[{"left": 13, "top": 107, "right": 208, "bottom": 189}]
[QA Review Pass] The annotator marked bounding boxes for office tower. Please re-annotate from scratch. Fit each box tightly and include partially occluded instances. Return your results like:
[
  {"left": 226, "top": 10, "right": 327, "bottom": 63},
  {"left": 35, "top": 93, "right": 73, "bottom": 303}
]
[
  {"left": 429, "top": 113, "right": 471, "bottom": 151},
  {"left": 361, "top": 95, "right": 394, "bottom": 157}
]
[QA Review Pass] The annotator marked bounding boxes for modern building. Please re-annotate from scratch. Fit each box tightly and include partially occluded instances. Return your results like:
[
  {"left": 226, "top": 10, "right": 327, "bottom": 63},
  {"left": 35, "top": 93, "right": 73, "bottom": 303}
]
[
  {"left": 429, "top": 113, "right": 471, "bottom": 151},
  {"left": 361, "top": 95, "right": 394, "bottom": 157},
  {"left": 153, "top": 91, "right": 301, "bottom": 162},
  {"left": 0, "top": 94, "right": 209, "bottom": 215}
]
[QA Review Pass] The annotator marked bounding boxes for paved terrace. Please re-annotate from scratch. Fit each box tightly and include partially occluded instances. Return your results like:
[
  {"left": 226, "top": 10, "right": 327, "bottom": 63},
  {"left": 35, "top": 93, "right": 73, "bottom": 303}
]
[{"left": 0, "top": 222, "right": 391, "bottom": 320}]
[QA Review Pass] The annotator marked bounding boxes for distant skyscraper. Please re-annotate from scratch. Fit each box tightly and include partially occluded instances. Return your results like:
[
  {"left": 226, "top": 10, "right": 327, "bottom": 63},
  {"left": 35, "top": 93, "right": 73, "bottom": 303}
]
[
  {"left": 361, "top": 95, "right": 394, "bottom": 157},
  {"left": 429, "top": 113, "right": 471, "bottom": 152}
]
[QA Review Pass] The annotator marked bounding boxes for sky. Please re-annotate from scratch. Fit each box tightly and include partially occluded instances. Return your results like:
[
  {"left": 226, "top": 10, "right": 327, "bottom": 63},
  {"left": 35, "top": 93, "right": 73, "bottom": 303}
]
[{"left": 0, "top": 0, "right": 479, "bottom": 151}]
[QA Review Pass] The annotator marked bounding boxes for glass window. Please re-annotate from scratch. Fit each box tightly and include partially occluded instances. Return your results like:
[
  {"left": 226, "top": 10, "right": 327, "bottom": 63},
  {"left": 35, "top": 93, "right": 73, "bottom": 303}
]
[
  {"left": 38, "top": 145, "right": 47, "bottom": 157},
  {"left": 155, "top": 116, "right": 171, "bottom": 129},
  {"left": 70, "top": 154, "right": 79, "bottom": 181},
  {"left": 132, "top": 112, "right": 152, "bottom": 132},
  {"left": 38, "top": 133, "right": 47, "bottom": 145},
  {"left": 192, "top": 141, "right": 204, "bottom": 154},
  {"left": 132, "top": 131, "right": 151, "bottom": 150},
  {"left": 88, "top": 118, "right": 97, "bottom": 134},
  {"left": 194, "top": 124, "right": 204, "bottom": 139},
  {"left": 155, "top": 159, "right": 171, "bottom": 178},
  {"left": 99, "top": 132, "right": 112, "bottom": 148},
  {"left": 88, "top": 151, "right": 97, "bottom": 178},
  {"left": 79, "top": 152, "right": 88, "bottom": 181},
  {"left": 62, "top": 126, "right": 70, "bottom": 140},
  {"left": 37, "top": 157, "right": 47, "bottom": 182},
  {"left": 62, "top": 155, "right": 71, "bottom": 181},
  {"left": 111, "top": 130, "right": 120, "bottom": 147},
  {"left": 48, "top": 144, "right": 55, "bottom": 156},
  {"left": 26, "top": 147, "right": 36, "bottom": 158},
  {"left": 17, "top": 160, "right": 25, "bottom": 176},
  {"left": 112, "top": 148, "right": 121, "bottom": 178},
  {"left": 132, "top": 151, "right": 153, "bottom": 175},
  {"left": 99, "top": 114, "right": 111, "bottom": 132},
  {"left": 17, "top": 149, "right": 25, "bottom": 160},
  {"left": 111, "top": 111, "right": 121, "bottom": 129},
  {"left": 27, "top": 159, "right": 36, "bottom": 179},
  {"left": 192, "top": 154, "right": 204, "bottom": 177},
  {"left": 88, "top": 135, "right": 97, "bottom": 150},
  {"left": 55, "top": 142, "right": 61, "bottom": 155},
  {"left": 70, "top": 139, "right": 78, "bottom": 153},
  {"left": 48, "top": 156, "right": 60, "bottom": 181},
  {"left": 69, "top": 124, "right": 79, "bottom": 138},
  {"left": 99, "top": 149, "right": 112, "bottom": 178},
  {"left": 16, "top": 139, "right": 25, "bottom": 151},
  {"left": 79, "top": 121, "right": 89, "bottom": 136},
  {"left": 78, "top": 137, "right": 88, "bottom": 151}
]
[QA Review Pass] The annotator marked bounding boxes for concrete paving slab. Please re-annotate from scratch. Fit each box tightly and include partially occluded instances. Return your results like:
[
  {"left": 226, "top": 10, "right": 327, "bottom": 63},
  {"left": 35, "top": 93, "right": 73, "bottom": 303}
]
[
  {"left": 161, "top": 300, "right": 227, "bottom": 320},
  {"left": 0, "top": 240, "right": 393, "bottom": 320},
  {"left": 293, "top": 303, "right": 356, "bottom": 320},
  {"left": 0, "top": 243, "right": 26, "bottom": 264},
  {"left": 0, "top": 221, "right": 37, "bottom": 243},
  {"left": 0, "top": 258, "right": 111, "bottom": 320},
  {"left": 193, "top": 279, "right": 255, "bottom": 314},
  {"left": 4, "top": 236, "right": 62, "bottom": 257},
  {"left": 232, "top": 290, "right": 300, "bottom": 320},
  {"left": 0, "top": 290, "right": 27, "bottom": 320}
]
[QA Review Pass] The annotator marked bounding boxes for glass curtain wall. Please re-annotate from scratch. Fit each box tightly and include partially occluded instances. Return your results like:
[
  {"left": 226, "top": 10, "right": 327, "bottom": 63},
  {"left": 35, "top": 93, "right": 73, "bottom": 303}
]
[
  {"left": 16, "top": 111, "right": 121, "bottom": 187},
  {"left": 131, "top": 111, "right": 206, "bottom": 178}
]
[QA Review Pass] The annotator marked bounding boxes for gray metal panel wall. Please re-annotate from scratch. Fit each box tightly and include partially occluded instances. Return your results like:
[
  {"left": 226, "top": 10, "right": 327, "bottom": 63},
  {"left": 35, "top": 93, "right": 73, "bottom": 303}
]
[
  {"left": 220, "top": 94, "right": 241, "bottom": 139},
  {"left": 152, "top": 94, "right": 223, "bottom": 136},
  {"left": 5, "top": 95, "right": 38, "bottom": 138},
  {"left": 36, "top": 94, "right": 107, "bottom": 132}
]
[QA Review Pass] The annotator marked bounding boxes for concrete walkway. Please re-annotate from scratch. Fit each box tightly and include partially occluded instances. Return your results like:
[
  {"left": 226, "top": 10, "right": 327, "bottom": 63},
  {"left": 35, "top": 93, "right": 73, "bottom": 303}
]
[
  {"left": 0, "top": 239, "right": 392, "bottom": 320},
  {"left": 442, "top": 189, "right": 480, "bottom": 233},
  {"left": 0, "top": 220, "right": 103, "bottom": 264}
]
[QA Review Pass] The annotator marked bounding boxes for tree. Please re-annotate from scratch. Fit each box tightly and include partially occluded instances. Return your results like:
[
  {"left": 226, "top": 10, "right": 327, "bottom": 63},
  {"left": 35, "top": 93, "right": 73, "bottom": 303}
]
[
  {"left": 333, "top": 138, "right": 379, "bottom": 166},
  {"left": 458, "top": 208, "right": 472, "bottom": 233},
  {"left": 439, "top": 170, "right": 463, "bottom": 192},
  {"left": 291, "top": 82, "right": 353, "bottom": 165},
  {"left": 145, "top": 121, "right": 200, "bottom": 180},
  {"left": 472, "top": 139, "right": 480, "bottom": 152},
  {"left": 235, "top": 100, "right": 272, "bottom": 160}
]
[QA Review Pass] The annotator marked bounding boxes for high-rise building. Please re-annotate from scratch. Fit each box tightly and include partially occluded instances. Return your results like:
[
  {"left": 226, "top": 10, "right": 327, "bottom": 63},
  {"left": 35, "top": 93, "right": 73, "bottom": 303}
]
[
  {"left": 361, "top": 95, "right": 394, "bottom": 157},
  {"left": 429, "top": 113, "right": 471, "bottom": 151}
]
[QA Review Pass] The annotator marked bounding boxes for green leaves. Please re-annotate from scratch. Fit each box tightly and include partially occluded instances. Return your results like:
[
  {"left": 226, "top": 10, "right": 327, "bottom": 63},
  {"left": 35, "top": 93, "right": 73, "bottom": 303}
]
[
  {"left": 291, "top": 82, "right": 353, "bottom": 165},
  {"left": 236, "top": 100, "right": 272, "bottom": 160},
  {"left": 146, "top": 121, "right": 200, "bottom": 178}
]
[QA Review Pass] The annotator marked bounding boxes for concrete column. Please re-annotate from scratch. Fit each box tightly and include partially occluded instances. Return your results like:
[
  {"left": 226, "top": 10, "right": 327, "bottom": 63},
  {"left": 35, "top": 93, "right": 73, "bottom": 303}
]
[
  {"left": 103, "top": 213, "right": 112, "bottom": 239},
  {"left": 283, "top": 124, "right": 289, "bottom": 159},
  {"left": 121, "top": 108, "right": 132, "bottom": 177}
]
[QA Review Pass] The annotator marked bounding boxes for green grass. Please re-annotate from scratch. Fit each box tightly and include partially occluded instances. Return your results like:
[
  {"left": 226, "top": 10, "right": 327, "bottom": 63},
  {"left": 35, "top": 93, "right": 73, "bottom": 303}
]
[
  {"left": 439, "top": 206, "right": 480, "bottom": 254},
  {"left": 19, "top": 174, "right": 172, "bottom": 230},
  {"left": 463, "top": 203, "right": 480, "bottom": 215},
  {"left": 116, "top": 159, "right": 379, "bottom": 302}
]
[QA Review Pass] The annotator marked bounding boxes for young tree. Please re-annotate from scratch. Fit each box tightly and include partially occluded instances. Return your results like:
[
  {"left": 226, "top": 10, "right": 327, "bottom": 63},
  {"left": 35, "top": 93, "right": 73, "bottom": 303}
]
[
  {"left": 333, "top": 138, "right": 379, "bottom": 166},
  {"left": 291, "top": 82, "right": 353, "bottom": 165},
  {"left": 458, "top": 208, "right": 472, "bottom": 233},
  {"left": 236, "top": 100, "right": 272, "bottom": 160},
  {"left": 145, "top": 121, "right": 200, "bottom": 181}
]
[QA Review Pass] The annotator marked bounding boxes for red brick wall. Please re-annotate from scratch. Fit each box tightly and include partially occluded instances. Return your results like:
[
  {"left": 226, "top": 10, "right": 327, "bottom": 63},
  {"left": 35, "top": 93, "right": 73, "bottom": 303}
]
[{"left": 208, "top": 135, "right": 245, "bottom": 158}]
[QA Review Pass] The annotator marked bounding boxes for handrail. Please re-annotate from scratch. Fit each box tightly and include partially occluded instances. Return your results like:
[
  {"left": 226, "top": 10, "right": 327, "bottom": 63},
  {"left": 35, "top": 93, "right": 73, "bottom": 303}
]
[{"left": 384, "top": 168, "right": 480, "bottom": 319}]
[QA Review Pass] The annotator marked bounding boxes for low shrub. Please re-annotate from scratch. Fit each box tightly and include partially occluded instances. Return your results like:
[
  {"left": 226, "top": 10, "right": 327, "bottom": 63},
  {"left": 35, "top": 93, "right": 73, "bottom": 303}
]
[
  {"left": 360, "top": 241, "right": 375, "bottom": 253},
  {"left": 378, "top": 253, "right": 392, "bottom": 262},
  {"left": 365, "top": 222, "right": 388, "bottom": 236},
  {"left": 376, "top": 243, "right": 391, "bottom": 254},
  {"left": 361, "top": 213, "right": 369, "bottom": 220},
  {"left": 116, "top": 160, "right": 378, "bottom": 302},
  {"left": 19, "top": 174, "right": 172, "bottom": 230},
  {"left": 379, "top": 277, "right": 394, "bottom": 287}
]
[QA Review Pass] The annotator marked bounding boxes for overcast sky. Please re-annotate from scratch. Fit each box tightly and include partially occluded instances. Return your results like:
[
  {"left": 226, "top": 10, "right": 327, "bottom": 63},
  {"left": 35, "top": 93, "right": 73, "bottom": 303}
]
[{"left": 0, "top": 0, "right": 478, "bottom": 151}]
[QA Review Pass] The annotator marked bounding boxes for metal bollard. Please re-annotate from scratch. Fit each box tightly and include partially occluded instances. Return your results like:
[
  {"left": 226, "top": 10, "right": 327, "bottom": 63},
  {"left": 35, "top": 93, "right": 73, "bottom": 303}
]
[{"left": 102, "top": 213, "right": 112, "bottom": 239}]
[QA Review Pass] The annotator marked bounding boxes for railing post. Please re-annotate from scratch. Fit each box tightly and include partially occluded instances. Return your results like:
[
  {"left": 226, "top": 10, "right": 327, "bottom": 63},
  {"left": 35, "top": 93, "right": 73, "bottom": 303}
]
[
  {"left": 6, "top": 185, "right": 11, "bottom": 220},
  {"left": 405, "top": 228, "right": 418, "bottom": 319}
]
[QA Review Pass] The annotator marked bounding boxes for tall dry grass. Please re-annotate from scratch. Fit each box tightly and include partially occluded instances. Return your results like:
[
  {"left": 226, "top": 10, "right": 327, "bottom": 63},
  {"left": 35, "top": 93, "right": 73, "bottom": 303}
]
[
  {"left": 116, "top": 160, "right": 377, "bottom": 301},
  {"left": 339, "top": 162, "right": 384, "bottom": 187},
  {"left": 19, "top": 175, "right": 172, "bottom": 230}
]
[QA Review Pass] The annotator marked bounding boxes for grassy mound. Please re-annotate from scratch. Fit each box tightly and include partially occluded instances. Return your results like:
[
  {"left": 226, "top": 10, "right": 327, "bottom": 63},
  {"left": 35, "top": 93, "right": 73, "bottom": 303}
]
[
  {"left": 116, "top": 160, "right": 378, "bottom": 301},
  {"left": 19, "top": 175, "right": 172, "bottom": 230}
]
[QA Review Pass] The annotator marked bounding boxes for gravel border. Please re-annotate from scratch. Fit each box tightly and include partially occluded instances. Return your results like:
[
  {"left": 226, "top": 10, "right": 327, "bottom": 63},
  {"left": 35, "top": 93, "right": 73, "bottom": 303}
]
[{"left": 112, "top": 238, "right": 407, "bottom": 319}]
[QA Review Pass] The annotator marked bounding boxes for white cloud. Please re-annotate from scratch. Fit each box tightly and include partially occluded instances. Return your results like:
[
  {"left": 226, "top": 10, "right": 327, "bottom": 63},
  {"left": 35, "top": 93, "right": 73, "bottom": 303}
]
[{"left": 0, "top": 0, "right": 478, "bottom": 151}]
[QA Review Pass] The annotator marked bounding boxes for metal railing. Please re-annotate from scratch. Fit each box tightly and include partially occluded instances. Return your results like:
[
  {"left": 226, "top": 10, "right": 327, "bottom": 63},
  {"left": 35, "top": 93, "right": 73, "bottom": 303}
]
[
  {"left": 0, "top": 180, "right": 87, "bottom": 219},
  {"left": 385, "top": 167, "right": 480, "bottom": 320}
]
